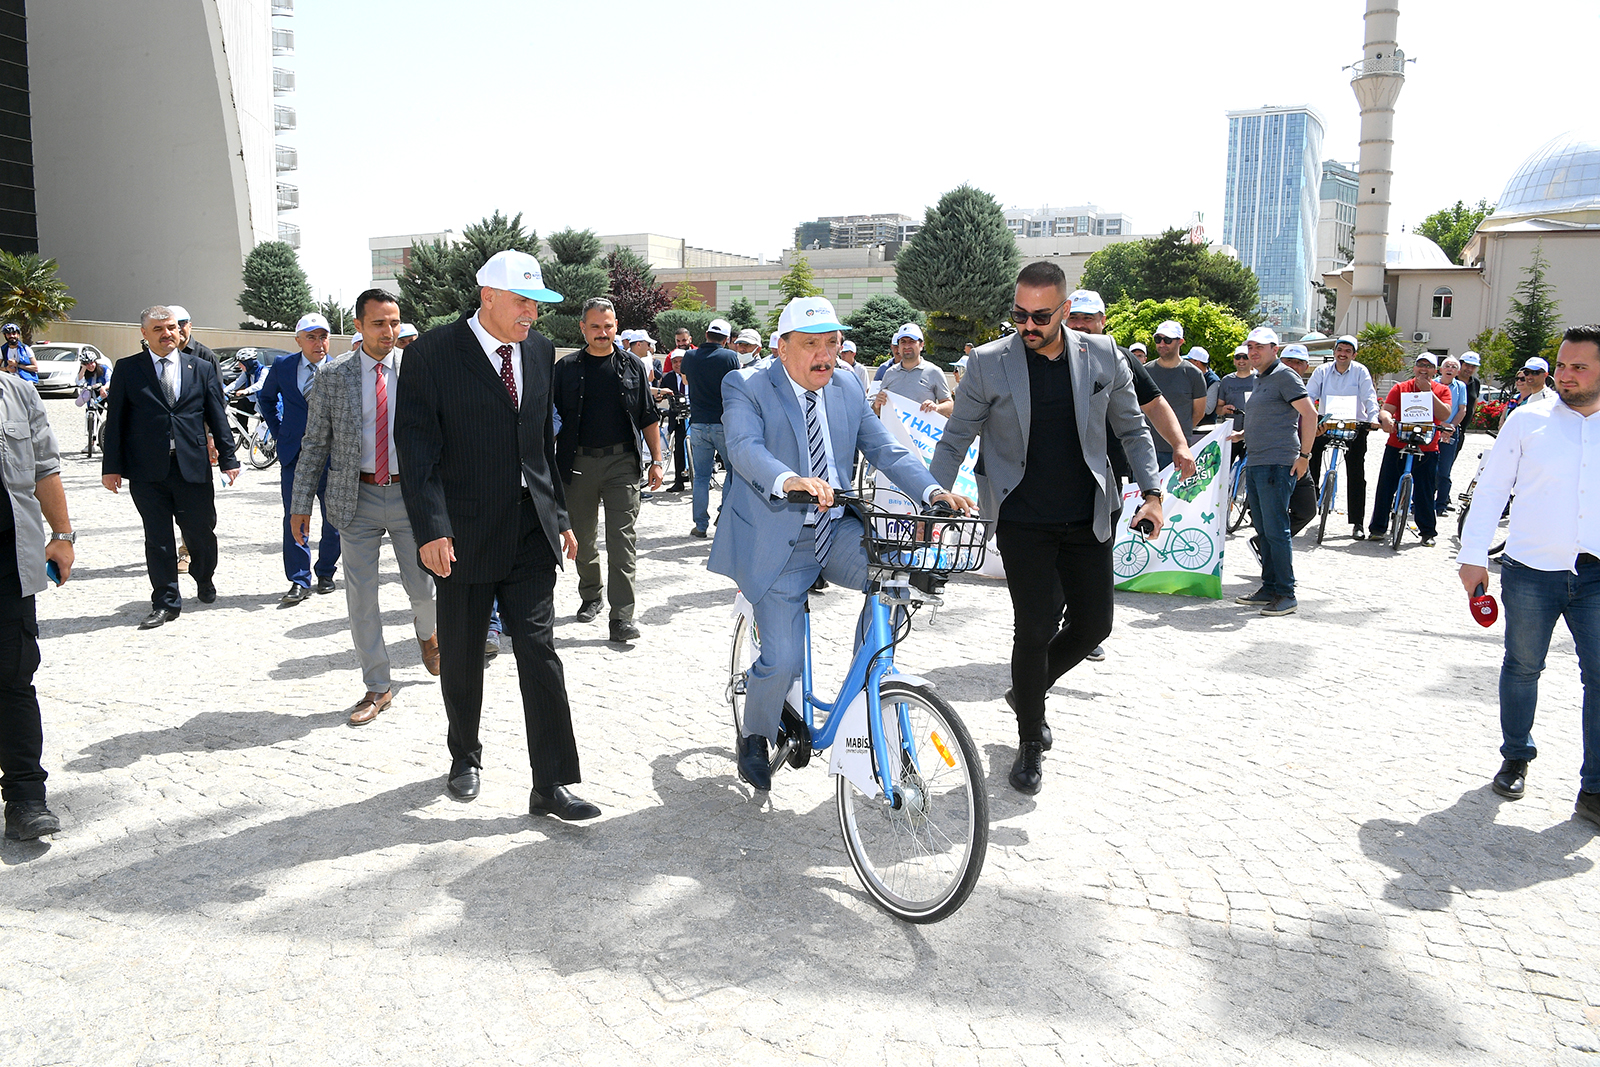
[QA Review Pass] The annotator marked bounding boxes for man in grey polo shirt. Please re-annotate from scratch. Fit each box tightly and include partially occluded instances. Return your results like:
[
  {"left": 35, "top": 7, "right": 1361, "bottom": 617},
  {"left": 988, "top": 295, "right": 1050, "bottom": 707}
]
[
  {"left": 1236, "top": 327, "right": 1317, "bottom": 617},
  {"left": 871, "top": 323, "right": 952, "bottom": 417},
  {"left": 1145, "top": 319, "right": 1208, "bottom": 470}
]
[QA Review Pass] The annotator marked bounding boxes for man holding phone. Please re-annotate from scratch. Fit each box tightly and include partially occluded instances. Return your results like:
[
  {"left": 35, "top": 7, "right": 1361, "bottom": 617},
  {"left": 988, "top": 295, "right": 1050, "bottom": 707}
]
[{"left": 0, "top": 369, "right": 74, "bottom": 840}]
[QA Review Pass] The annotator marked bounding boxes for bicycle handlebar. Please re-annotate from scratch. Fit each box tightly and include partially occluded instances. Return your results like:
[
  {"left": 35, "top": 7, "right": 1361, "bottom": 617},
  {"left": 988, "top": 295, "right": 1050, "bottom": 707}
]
[{"left": 785, "top": 488, "right": 959, "bottom": 517}]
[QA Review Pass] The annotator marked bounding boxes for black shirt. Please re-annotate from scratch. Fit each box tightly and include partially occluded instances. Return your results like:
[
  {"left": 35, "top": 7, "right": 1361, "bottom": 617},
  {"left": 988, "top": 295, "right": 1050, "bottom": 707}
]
[
  {"left": 1001, "top": 346, "right": 1095, "bottom": 526},
  {"left": 1108, "top": 348, "right": 1159, "bottom": 481},
  {"left": 577, "top": 353, "right": 635, "bottom": 449}
]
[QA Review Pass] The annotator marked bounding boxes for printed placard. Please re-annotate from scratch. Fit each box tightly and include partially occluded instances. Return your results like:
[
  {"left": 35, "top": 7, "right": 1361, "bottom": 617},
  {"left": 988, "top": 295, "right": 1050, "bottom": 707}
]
[
  {"left": 1399, "top": 391, "right": 1434, "bottom": 426},
  {"left": 1321, "top": 393, "right": 1359, "bottom": 421}
]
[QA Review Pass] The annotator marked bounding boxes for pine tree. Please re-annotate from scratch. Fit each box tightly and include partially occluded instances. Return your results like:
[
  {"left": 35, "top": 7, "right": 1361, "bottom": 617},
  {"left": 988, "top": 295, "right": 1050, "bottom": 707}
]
[
  {"left": 0, "top": 251, "right": 75, "bottom": 342},
  {"left": 238, "top": 241, "right": 313, "bottom": 330},
  {"left": 843, "top": 295, "right": 923, "bottom": 364},
  {"left": 892, "top": 185, "right": 1019, "bottom": 364},
  {"left": 763, "top": 255, "right": 823, "bottom": 334},
  {"left": 1503, "top": 242, "right": 1561, "bottom": 369},
  {"left": 396, "top": 210, "right": 540, "bottom": 329},
  {"left": 538, "top": 228, "right": 608, "bottom": 347},
  {"left": 726, "top": 297, "right": 761, "bottom": 335},
  {"left": 316, "top": 296, "right": 355, "bottom": 334},
  {"left": 670, "top": 280, "right": 709, "bottom": 311}
]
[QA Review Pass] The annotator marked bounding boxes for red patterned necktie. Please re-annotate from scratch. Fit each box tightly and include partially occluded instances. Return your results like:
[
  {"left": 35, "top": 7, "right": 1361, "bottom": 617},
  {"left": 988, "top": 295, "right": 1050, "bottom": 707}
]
[
  {"left": 373, "top": 362, "right": 389, "bottom": 484},
  {"left": 497, "top": 344, "right": 518, "bottom": 407}
]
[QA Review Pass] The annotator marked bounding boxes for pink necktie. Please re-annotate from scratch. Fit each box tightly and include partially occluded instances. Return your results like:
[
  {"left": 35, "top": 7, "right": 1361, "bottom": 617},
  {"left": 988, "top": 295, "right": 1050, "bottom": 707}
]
[
  {"left": 497, "top": 344, "right": 518, "bottom": 407},
  {"left": 373, "top": 363, "right": 389, "bottom": 484}
]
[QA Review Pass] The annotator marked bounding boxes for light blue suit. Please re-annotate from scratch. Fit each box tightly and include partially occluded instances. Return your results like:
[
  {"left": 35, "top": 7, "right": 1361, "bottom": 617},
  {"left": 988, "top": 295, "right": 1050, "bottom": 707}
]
[{"left": 709, "top": 359, "right": 939, "bottom": 739}]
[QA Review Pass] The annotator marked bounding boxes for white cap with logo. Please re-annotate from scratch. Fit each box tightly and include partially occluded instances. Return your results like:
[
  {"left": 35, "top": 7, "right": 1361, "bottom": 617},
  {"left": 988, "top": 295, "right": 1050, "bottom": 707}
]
[
  {"left": 840, "top": 340, "right": 857, "bottom": 354},
  {"left": 1185, "top": 346, "right": 1210, "bottom": 364},
  {"left": 295, "top": 312, "right": 331, "bottom": 334},
  {"left": 706, "top": 318, "right": 732, "bottom": 338},
  {"left": 475, "top": 249, "right": 563, "bottom": 302},
  {"left": 1155, "top": 320, "right": 1184, "bottom": 340},
  {"left": 1414, "top": 352, "right": 1439, "bottom": 366},
  {"left": 1068, "top": 290, "right": 1105, "bottom": 315},
  {"left": 1459, "top": 350, "right": 1481, "bottom": 366},
  {"left": 769, "top": 332, "right": 781, "bottom": 350},
  {"left": 1525, "top": 356, "right": 1550, "bottom": 373},
  {"left": 1281, "top": 344, "right": 1310, "bottom": 362},
  {"left": 1128, "top": 342, "right": 1147, "bottom": 354},
  {"left": 396, "top": 322, "right": 419, "bottom": 339},
  {"left": 776, "top": 297, "right": 848, "bottom": 336},
  {"left": 1246, "top": 326, "right": 1280, "bottom": 346},
  {"left": 735, "top": 328, "right": 762, "bottom": 346},
  {"left": 1335, "top": 334, "right": 1359, "bottom": 350},
  {"left": 168, "top": 304, "right": 191, "bottom": 323},
  {"left": 891, "top": 322, "right": 924, "bottom": 344}
]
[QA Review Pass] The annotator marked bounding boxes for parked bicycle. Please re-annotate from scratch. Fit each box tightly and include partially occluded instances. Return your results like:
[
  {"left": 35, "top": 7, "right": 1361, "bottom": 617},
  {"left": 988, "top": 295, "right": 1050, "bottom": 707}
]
[
  {"left": 1384, "top": 424, "right": 1434, "bottom": 551},
  {"left": 726, "top": 488, "right": 989, "bottom": 923},
  {"left": 1314, "top": 420, "right": 1361, "bottom": 544},
  {"left": 1225, "top": 453, "right": 1249, "bottom": 533}
]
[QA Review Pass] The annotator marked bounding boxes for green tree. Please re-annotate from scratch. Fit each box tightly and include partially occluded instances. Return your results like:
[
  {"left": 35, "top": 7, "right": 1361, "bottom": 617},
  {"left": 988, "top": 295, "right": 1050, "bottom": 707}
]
[
  {"left": 237, "top": 240, "right": 313, "bottom": 330},
  {"left": 763, "top": 255, "right": 824, "bottom": 334},
  {"left": 396, "top": 210, "right": 540, "bottom": 330},
  {"left": 1469, "top": 327, "right": 1516, "bottom": 387},
  {"left": 1355, "top": 321, "right": 1407, "bottom": 377},
  {"left": 842, "top": 295, "right": 923, "bottom": 363},
  {"left": 0, "top": 251, "right": 75, "bottom": 343},
  {"left": 669, "top": 279, "right": 709, "bottom": 311},
  {"left": 1104, "top": 297, "right": 1250, "bottom": 375},
  {"left": 316, "top": 296, "right": 354, "bottom": 334},
  {"left": 1313, "top": 284, "right": 1337, "bottom": 336},
  {"left": 894, "top": 184, "right": 1020, "bottom": 365},
  {"left": 537, "top": 227, "right": 608, "bottom": 348},
  {"left": 1503, "top": 241, "right": 1561, "bottom": 370},
  {"left": 604, "top": 249, "right": 671, "bottom": 334},
  {"left": 726, "top": 297, "right": 761, "bottom": 335},
  {"left": 1079, "top": 229, "right": 1260, "bottom": 323},
  {"left": 1415, "top": 198, "right": 1494, "bottom": 264},
  {"left": 655, "top": 309, "right": 715, "bottom": 345}
]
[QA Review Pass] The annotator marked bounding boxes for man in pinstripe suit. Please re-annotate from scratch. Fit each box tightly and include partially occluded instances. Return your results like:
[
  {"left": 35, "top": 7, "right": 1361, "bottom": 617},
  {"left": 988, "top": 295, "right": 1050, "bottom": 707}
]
[{"left": 396, "top": 251, "right": 598, "bottom": 822}]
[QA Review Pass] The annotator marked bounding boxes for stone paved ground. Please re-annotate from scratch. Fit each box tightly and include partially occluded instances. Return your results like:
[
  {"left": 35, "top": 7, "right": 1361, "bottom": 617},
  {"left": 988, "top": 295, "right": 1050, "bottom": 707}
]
[{"left": 2, "top": 401, "right": 1597, "bottom": 1066}]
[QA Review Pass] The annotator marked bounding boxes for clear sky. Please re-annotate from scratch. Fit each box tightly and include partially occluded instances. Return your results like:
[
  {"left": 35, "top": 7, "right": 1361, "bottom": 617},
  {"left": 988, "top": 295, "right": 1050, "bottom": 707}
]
[{"left": 287, "top": 0, "right": 1598, "bottom": 304}]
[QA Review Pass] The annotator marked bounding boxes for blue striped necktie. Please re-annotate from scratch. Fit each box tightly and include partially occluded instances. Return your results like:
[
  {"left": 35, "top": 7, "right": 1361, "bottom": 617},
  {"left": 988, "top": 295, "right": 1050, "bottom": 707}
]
[{"left": 805, "top": 389, "right": 832, "bottom": 563}]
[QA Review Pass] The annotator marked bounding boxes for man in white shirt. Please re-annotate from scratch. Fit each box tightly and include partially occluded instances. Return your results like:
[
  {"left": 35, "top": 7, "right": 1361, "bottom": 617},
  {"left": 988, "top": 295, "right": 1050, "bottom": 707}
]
[
  {"left": 1458, "top": 323, "right": 1600, "bottom": 826},
  {"left": 1306, "top": 335, "right": 1380, "bottom": 538}
]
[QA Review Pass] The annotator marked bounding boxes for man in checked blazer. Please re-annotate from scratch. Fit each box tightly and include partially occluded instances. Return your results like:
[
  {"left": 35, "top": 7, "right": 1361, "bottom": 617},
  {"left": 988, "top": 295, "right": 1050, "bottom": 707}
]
[
  {"left": 291, "top": 290, "right": 437, "bottom": 727},
  {"left": 395, "top": 250, "right": 598, "bottom": 822},
  {"left": 931, "top": 261, "right": 1164, "bottom": 797},
  {"left": 101, "top": 305, "right": 238, "bottom": 630}
]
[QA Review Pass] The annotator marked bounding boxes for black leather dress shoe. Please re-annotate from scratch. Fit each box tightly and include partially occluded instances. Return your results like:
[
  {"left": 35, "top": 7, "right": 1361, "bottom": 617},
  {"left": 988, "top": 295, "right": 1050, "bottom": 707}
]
[
  {"left": 737, "top": 734, "right": 772, "bottom": 791},
  {"left": 4, "top": 800, "right": 61, "bottom": 840},
  {"left": 315, "top": 576, "right": 336, "bottom": 594},
  {"left": 1003, "top": 688, "right": 1052, "bottom": 751},
  {"left": 1492, "top": 758, "right": 1529, "bottom": 799},
  {"left": 528, "top": 785, "right": 601, "bottom": 821},
  {"left": 1010, "top": 741, "right": 1044, "bottom": 795},
  {"left": 197, "top": 580, "right": 217, "bottom": 604},
  {"left": 139, "top": 607, "right": 179, "bottom": 630},
  {"left": 281, "top": 583, "right": 311, "bottom": 605},
  {"left": 447, "top": 766, "right": 481, "bottom": 800},
  {"left": 609, "top": 618, "right": 640, "bottom": 642},
  {"left": 575, "top": 598, "right": 603, "bottom": 623}
]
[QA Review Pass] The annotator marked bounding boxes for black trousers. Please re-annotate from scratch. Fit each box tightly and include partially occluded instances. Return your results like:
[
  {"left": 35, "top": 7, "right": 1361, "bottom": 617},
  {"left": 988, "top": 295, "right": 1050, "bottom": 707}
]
[
  {"left": 1309, "top": 428, "right": 1371, "bottom": 529},
  {"left": 435, "top": 495, "right": 581, "bottom": 788},
  {"left": 1289, "top": 473, "right": 1317, "bottom": 536},
  {"left": 665, "top": 412, "right": 688, "bottom": 486},
  {"left": 129, "top": 456, "right": 217, "bottom": 611},
  {"left": 0, "top": 595, "right": 44, "bottom": 803},
  {"left": 995, "top": 520, "right": 1114, "bottom": 744}
]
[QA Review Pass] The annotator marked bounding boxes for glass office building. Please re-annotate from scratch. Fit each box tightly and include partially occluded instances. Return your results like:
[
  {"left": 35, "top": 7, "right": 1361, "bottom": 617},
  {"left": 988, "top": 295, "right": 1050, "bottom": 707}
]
[{"left": 1223, "top": 106, "right": 1326, "bottom": 335}]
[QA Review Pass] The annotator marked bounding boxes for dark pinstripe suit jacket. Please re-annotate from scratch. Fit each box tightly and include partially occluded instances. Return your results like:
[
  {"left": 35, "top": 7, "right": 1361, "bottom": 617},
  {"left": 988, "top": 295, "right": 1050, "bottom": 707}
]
[{"left": 394, "top": 315, "right": 568, "bottom": 584}]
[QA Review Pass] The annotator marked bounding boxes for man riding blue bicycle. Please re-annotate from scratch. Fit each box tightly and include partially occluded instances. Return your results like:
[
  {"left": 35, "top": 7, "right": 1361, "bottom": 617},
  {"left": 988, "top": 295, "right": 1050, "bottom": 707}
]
[
  {"left": 1369, "top": 353, "right": 1454, "bottom": 547},
  {"left": 708, "top": 297, "right": 972, "bottom": 792}
]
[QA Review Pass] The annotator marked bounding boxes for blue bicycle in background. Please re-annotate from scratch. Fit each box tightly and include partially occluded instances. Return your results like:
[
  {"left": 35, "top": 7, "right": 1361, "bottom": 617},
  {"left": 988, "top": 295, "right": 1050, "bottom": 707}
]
[
  {"left": 1314, "top": 420, "right": 1362, "bottom": 544},
  {"left": 1384, "top": 424, "right": 1436, "bottom": 551},
  {"left": 727, "top": 489, "right": 989, "bottom": 923}
]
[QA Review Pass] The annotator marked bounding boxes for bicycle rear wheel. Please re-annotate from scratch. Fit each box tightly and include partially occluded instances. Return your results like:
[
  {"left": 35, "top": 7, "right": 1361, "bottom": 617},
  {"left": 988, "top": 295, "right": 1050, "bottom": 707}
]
[
  {"left": 836, "top": 679, "right": 988, "bottom": 924},
  {"left": 1227, "top": 462, "right": 1250, "bottom": 532},
  {"left": 727, "top": 609, "right": 787, "bottom": 776},
  {"left": 1391, "top": 475, "right": 1411, "bottom": 551},
  {"left": 1316, "top": 461, "right": 1337, "bottom": 544},
  {"left": 84, "top": 409, "right": 97, "bottom": 457}
]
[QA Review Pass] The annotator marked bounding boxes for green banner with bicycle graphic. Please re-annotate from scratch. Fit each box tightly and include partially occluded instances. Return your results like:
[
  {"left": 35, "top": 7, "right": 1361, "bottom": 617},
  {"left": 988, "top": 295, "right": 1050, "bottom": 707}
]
[{"left": 1113, "top": 423, "right": 1234, "bottom": 599}]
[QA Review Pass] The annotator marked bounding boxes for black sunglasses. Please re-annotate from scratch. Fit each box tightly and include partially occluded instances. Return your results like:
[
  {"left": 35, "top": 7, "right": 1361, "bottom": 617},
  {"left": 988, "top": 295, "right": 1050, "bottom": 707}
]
[
  {"left": 1011, "top": 300, "right": 1066, "bottom": 326},
  {"left": 1154, "top": 335, "right": 1179, "bottom": 344}
]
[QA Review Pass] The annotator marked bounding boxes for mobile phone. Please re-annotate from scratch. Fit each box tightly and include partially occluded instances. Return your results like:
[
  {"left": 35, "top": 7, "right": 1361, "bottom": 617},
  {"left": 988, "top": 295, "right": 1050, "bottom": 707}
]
[{"left": 46, "top": 559, "right": 61, "bottom": 586}]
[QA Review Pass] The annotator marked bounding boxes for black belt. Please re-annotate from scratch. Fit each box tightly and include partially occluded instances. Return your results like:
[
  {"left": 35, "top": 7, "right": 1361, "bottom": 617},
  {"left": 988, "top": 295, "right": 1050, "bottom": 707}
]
[
  {"left": 1579, "top": 553, "right": 1599, "bottom": 568},
  {"left": 576, "top": 443, "right": 633, "bottom": 457}
]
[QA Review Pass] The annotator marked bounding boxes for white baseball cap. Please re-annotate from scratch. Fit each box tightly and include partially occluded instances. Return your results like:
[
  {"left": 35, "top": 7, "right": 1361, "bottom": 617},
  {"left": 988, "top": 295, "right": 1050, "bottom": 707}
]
[
  {"left": 351, "top": 333, "right": 362, "bottom": 345},
  {"left": 769, "top": 332, "right": 781, "bottom": 350},
  {"left": 953, "top": 355, "right": 969, "bottom": 368},
  {"left": 1246, "top": 326, "right": 1280, "bottom": 346},
  {"left": 1414, "top": 353, "right": 1439, "bottom": 366},
  {"left": 396, "top": 322, "right": 419, "bottom": 339},
  {"left": 706, "top": 318, "right": 732, "bottom": 337},
  {"left": 1068, "top": 289, "right": 1105, "bottom": 315},
  {"left": 475, "top": 249, "right": 562, "bottom": 302},
  {"left": 1335, "top": 335, "right": 1359, "bottom": 351},
  {"left": 891, "top": 322, "right": 924, "bottom": 344},
  {"left": 1128, "top": 341, "right": 1147, "bottom": 354},
  {"left": 1155, "top": 320, "right": 1184, "bottom": 340},
  {"left": 1185, "top": 346, "right": 1210, "bottom": 364},
  {"left": 618, "top": 329, "right": 638, "bottom": 343},
  {"left": 295, "top": 312, "right": 331, "bottom": 334},
  {"left": 1281, "top": 344, "right": 1310, "bottom": 362},
  {"left": 1233, "top": 345, "right": 1249, "bottom": 357},
  {"left": 1525, "top": 356, "right": 1550, "bottom": 373},
  {"left": 735, "top": 328, "right": 762, "bottom": 346},
  {"left": 776, "top": 297, "right": 848, "bottom": 336},
  {"left": 840, "top": 340, "right": 857, "bottom": 354},
  {"left": 632, "top": 331, "right": 655, "bottom": 346},
  {"left": 168, "top": 304, "right": 191, "bottom": 323},
  {"left": 1459, "top": 350, "right": 1481, "bottom": 366}
]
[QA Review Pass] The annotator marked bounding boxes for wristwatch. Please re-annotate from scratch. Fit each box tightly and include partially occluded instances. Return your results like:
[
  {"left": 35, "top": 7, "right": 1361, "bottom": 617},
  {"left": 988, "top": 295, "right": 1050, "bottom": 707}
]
[
  {"left": 50, "top": 531, "right": 75, "bottom": 543},
  {"left": 1142, "top": 489, "right": 1163, "bottom": 501},
  {"left": 1298, "top": 451, "right": 1311, "bottom": 458},
  {"left": 649, "top": 460, "right": 663, "bottom": 467}
]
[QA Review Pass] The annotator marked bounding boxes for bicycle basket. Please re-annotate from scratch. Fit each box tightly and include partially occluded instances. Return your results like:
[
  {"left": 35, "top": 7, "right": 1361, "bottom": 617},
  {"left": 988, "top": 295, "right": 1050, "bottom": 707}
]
[{"left": 859, "top": 502, "right": 988, "bottom": 573}]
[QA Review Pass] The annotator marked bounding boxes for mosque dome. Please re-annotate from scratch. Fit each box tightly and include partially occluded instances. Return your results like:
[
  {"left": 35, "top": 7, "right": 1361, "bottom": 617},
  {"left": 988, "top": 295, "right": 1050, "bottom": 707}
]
[
  {"left": 1386, "top": 232, "right": 1452, "bottom": 268},
  {"left": 1496, "top": 131, "right": 1600, "bottom": 219}
]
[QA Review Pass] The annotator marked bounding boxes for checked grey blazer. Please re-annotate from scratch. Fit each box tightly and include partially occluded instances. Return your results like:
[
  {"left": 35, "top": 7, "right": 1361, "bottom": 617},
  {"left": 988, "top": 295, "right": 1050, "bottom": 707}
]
[{"left": 291, "top": 350, "right": 401, "bottom": 529}]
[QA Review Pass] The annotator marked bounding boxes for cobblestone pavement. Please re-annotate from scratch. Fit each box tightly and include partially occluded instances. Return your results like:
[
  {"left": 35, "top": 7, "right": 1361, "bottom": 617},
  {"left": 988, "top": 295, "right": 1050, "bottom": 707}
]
[{"left": 3, "top": 402, "right": 1597, "bottom": 1066}]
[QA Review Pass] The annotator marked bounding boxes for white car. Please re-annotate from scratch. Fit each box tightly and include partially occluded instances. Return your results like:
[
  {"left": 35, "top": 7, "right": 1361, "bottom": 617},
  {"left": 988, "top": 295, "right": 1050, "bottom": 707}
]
[{"left": 31, "top": 343, "right": 110, "bottom": 397}]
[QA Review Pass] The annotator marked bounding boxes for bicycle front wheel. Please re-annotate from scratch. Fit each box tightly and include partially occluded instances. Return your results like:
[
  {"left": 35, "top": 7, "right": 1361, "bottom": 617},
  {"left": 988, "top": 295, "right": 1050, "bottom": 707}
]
[
  {"left": 1316, "top": 462, "right": 1337, "bottom": 545},
  {"left": 836, "top": 680, "right": 988, "bottom": 924},
  {"left": 1391, "top": 475, "right": 1411, "bottom": 551},
  {"left": 84, "top": 410, "right": 97, "bottom": 457}
]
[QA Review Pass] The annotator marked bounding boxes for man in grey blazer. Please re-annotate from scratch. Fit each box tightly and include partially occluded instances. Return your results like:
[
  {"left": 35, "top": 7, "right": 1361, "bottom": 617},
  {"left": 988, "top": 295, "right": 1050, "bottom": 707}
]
[
  {"left": 291, "top": 289, "right": 437, "bottom": 726},
  {"left": 709, "top": 297, "right": 971, "bottom": 791},
  {"left": 932, "top": 261, "right": 1164, "bottom": 796}
]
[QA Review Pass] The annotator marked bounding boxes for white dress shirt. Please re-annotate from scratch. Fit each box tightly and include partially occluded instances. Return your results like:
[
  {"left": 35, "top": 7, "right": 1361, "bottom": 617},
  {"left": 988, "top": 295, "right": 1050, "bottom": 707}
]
[
  {"left": 150, "top": 349, "right": 184, "bottom": 398},
  {"left": 771, "top": 373, "right": 840, "bottom": 500},
  {"left": 1457, "top": 396, "right": 1600, "bottom": 571},
  {"left": 468, "top": 311, "right": 522, "bottom": 404},
  {"left": 360, "top": 350, "right": 398, "bottom": 474},
  {"left": 1306, "top": 360, "right": 1379, "bottom": 422}
]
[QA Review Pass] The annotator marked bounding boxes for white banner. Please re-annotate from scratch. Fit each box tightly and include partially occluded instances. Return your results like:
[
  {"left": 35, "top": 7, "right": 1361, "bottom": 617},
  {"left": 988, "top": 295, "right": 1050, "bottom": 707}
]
[
  {"left": 1111, "top": 423, "right": 1234, "bottom": 599},
  {"left": 877, "top": 391, "right": 980, "bottom": 503}
]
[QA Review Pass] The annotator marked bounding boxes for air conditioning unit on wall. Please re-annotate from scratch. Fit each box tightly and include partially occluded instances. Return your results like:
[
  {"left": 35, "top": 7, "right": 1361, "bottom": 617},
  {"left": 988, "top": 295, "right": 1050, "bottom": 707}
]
[{"left": 1412, "top": 331, "right": 1430, "bottom": 344}]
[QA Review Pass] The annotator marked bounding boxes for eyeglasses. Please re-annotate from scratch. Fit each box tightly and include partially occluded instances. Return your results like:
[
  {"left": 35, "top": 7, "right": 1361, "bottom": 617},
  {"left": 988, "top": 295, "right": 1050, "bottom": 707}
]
[
  {"left": 1233, "top": 356, "right": 1248, "bottom": 361},
  {"left": 1154, "top": 336, "right": 1178, "bottom": 344},
  {"left": 1010, "top": 300, "right": 1066, "bottom": 326}
]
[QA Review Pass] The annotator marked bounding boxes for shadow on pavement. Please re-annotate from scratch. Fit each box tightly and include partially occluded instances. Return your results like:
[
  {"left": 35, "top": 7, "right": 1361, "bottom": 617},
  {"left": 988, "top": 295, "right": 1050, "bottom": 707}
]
[
  {"left": 1358, "top": 787, "right": 1597, "bottom": 910},
  {"left": 65, "top": 709, "right": 343, "bottom": 771}
]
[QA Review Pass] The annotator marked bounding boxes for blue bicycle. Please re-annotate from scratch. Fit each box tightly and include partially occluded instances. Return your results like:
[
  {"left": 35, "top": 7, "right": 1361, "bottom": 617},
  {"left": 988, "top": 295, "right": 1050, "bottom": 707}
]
[
  {"left": 1225, "top": 453, "right": 1250, "bottom": 533},
  {"left": 1386, "top": 425, "right": 1435, "bottom": 551},
  {"left": 727, "top": 490, "right": 990, "bottom": 923},
  {"left": 1315, "top": 421, "right": 1361, "bottom": 544}
]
